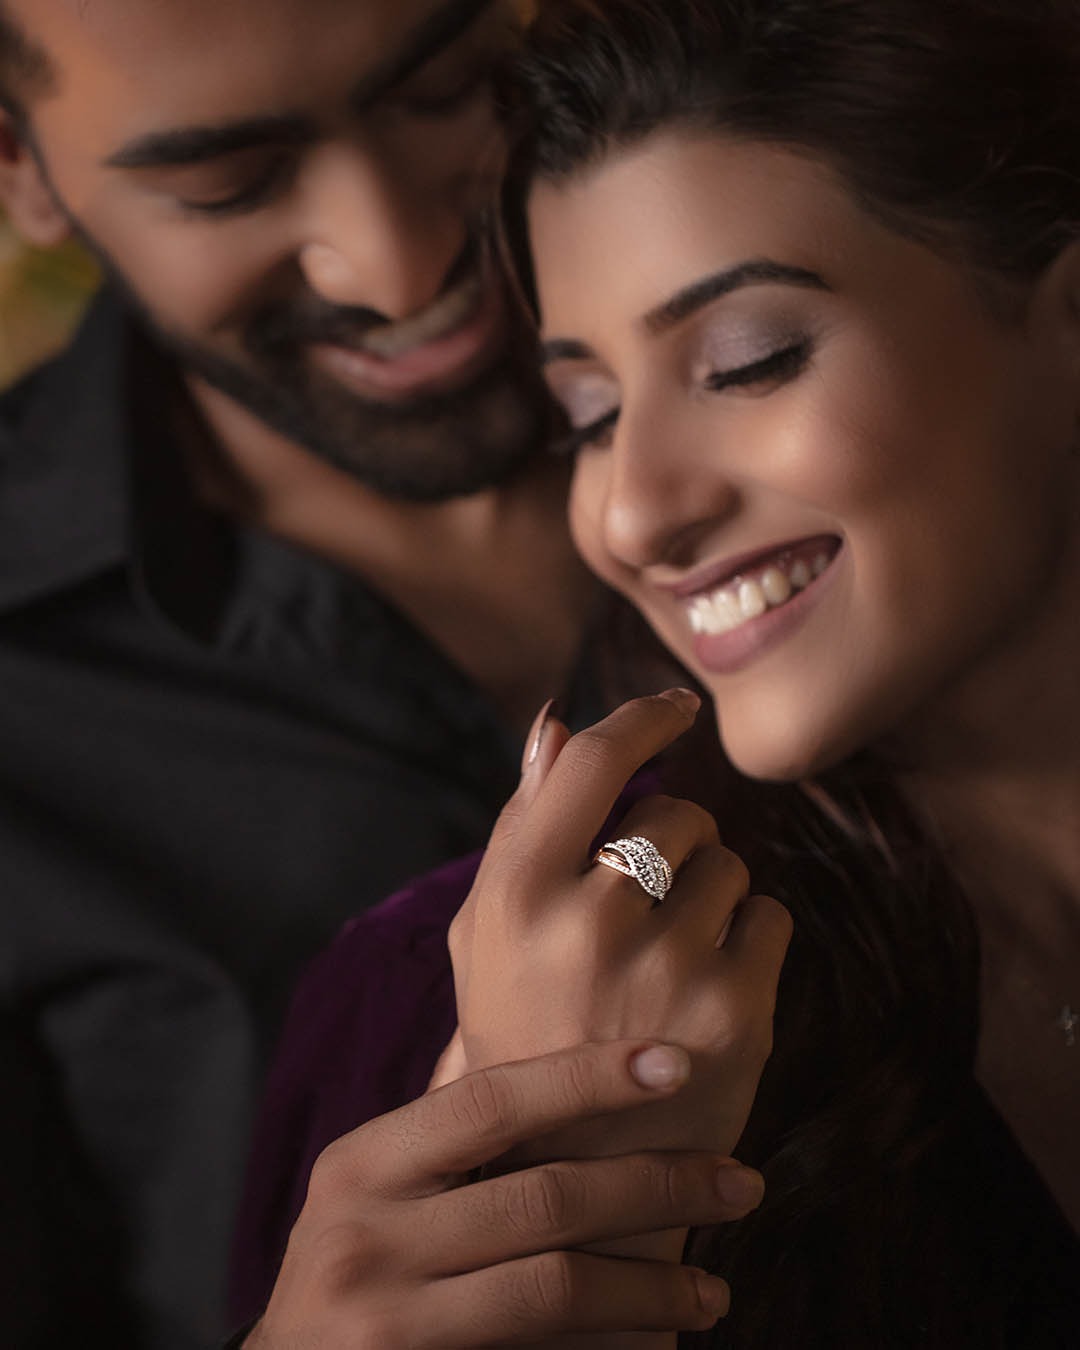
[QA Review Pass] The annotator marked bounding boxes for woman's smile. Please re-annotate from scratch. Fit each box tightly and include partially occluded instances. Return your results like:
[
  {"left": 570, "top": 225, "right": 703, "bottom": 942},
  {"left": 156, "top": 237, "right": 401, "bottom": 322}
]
[
  {"left": 682, "top": 536, "right": 843, "bottom": 674},
  {"left": 678, "top": 533, "right": 839, "bottom": 632}
]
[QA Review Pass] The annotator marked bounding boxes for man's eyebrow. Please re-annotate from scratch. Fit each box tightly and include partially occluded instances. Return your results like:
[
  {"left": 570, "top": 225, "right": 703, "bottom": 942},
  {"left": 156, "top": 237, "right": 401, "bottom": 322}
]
[
  {"left": 105, "top": 115, "right": 314, "bottom": 171},
  {"left": 540, "top": 338, "right": 593, "bottom": 365},
  {"left": 644, "top": 259, "right": 829, "bottom": 334},
  {"left": 350, "top": 0, "right": 498, "bottom": 111},
  {"left": 104, "top": 0, "right": 497, "bottom": 171}
]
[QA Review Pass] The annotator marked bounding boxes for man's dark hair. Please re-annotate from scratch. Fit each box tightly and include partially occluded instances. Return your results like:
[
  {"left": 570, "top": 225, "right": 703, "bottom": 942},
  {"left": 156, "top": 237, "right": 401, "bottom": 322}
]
[{"left": 0, "top": 0, "right": 53, "bottom": 123}]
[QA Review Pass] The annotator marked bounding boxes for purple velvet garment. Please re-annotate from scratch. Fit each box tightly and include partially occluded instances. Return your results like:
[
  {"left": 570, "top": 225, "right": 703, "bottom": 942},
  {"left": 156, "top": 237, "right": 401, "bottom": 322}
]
[{"left": 228, "top": 850, "right": 478, "bottom": 1326}]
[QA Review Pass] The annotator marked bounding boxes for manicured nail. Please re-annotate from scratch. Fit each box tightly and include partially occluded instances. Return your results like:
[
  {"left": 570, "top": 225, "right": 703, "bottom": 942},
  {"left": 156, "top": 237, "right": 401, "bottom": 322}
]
[
  {"left": 629, "top": 1044, "right": 690, "bottom": 1090},
  {"left": 715, "top": 1161, "right": 766, "bottom": 1210},
  {"left": 715, "top": 911, "right": 735, "bottom": 949},
  {"left": 522, "top": 697, "right": 556, "bottom": 773},
  {"left": 693, "top": 1270, "right": 731, "bottom": 1320},
  {"left": 657, "top": 687, "right": 701, "bottom": 717}
]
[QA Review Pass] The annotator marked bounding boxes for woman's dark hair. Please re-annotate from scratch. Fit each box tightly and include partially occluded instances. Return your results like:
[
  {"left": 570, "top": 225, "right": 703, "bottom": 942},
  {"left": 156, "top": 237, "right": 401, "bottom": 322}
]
[
  {"left": 505, "top": 0, "right": 1080, "bottom": 297},
  {"left": 506, "top": 3, "right": 1080, "bottom": 1346}
]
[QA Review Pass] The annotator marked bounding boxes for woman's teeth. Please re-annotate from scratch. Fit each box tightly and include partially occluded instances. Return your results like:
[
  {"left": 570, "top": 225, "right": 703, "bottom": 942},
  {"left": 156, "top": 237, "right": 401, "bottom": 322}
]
[{"left": 688, "top": 548, "right": 832, "bottom": 635}]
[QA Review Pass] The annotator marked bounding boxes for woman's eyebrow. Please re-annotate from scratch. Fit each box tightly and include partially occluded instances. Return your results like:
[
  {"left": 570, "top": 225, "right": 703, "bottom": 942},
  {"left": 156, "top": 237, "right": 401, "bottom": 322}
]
[
  {"left": 539, "top": 260, "right": 829, "bottom": 362},
  {"left": 644, "top": 259, "right": 829, "bottom": 334}
]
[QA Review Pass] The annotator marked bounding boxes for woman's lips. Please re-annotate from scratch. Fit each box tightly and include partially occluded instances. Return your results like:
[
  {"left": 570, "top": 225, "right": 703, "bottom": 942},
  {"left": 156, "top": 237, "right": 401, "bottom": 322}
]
[
  {"left": 308, "top": 275, "right": 504, "bottom": 402},
  {"left": 682, "top": 536, "right": 844, "bottom": 675}
]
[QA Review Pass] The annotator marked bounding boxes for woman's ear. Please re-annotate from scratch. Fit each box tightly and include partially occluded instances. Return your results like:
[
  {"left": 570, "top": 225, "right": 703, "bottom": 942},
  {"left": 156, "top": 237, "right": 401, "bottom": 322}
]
[{"left": 0, "top": 109, "right": 70, "bottom": 248}]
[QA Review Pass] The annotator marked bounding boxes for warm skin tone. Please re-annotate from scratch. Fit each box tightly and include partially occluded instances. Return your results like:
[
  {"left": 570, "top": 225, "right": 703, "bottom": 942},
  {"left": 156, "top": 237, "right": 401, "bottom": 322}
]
[
  {"left": 254, "top": 1035, "right": 760, "bottom": 1349},
  {"left": 442, "top": 691, "right": 792, "bottom": 1350},
  {"left": 0, "top": 0, "right": 595, "bottom": 727},
  {"left": 531, "top": 130, "right": 1080, "bottom": 1227}
]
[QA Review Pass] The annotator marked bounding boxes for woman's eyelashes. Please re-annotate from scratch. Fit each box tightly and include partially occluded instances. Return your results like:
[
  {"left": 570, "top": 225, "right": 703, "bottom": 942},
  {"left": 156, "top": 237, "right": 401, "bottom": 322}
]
[
  {"left": 553, "top": 406, "right": 619, "bottom": 456},
  {"left": 702, "top": 337, "right": 813, "bottom": 392},
  {"left": 550, "top": 337, "right": 814, "bottom": 455},
  {"left": 547, "top": 370, "right": 621, "bottom": 455}
]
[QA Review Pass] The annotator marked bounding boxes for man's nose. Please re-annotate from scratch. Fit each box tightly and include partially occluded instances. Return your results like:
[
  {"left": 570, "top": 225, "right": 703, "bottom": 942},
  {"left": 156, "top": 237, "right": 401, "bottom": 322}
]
[{"left": 297, "top": 145, "right": 470, "bottom": 319}]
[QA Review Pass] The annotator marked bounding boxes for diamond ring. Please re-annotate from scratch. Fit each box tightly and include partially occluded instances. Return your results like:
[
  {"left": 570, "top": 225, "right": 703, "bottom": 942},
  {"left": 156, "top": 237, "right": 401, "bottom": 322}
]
[{"left": 593, "top": 835, "right": 674, "bottom": 903}]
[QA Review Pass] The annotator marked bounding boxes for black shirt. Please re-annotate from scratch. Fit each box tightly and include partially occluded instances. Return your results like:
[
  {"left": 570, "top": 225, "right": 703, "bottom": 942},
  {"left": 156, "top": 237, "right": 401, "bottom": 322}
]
[{"left": 0, "top": 291, "right": 528, "bottom": 1348}]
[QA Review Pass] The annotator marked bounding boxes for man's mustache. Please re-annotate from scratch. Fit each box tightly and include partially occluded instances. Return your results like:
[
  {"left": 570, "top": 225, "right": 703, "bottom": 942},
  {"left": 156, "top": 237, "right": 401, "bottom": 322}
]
[{"left": 247, "top": 229, "right": 488, "bottom": 353}]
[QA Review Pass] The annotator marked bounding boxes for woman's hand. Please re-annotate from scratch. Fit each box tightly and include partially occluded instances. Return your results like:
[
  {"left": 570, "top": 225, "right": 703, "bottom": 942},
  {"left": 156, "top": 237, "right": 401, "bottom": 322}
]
[
  {"left": 245, "top": 1041, "right": 765, "bottom": 1349},
  {"left": 448, "top": 690, "right": 793, "bottom": 1164}
]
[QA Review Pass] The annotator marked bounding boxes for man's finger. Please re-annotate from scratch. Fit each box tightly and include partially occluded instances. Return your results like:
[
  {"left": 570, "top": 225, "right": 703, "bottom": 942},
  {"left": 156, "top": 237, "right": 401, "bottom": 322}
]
[
  {"left": 307, "top": 1040, "right": 693, "bottom": 1200},
  {"left": 409, "top": 1150, "right": 763, "bottom": 1277},
  {"left": 413, "top": 1250, "right": 730, "bottom": 1347}
]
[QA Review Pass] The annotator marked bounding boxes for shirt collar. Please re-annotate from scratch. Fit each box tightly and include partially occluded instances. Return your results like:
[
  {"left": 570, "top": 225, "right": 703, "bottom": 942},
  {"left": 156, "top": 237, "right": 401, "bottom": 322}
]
[{"left": 0, "top": 286, "right": 238, "bottom": 641}]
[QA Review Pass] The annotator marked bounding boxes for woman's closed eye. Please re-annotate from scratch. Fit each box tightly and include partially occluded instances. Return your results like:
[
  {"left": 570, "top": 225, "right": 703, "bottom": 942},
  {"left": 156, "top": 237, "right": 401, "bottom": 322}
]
[
  {"left": 553, "top": 406, "right": 620, "bottom": 456},
  {"left": 704, "top": 338, "right": 813, "bottom": 392},
  {"left": 549, "top": 338, "right": 814, "bottom": 456},
  {"left": 546, "top": 369, "right": 621, "bottom": 456}
]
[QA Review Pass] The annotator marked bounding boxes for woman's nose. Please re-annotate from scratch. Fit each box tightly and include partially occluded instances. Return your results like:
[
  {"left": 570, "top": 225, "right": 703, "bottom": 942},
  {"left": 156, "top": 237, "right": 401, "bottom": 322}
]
[{"left": 594, "top": 413, "right": 739, "bottom": 571}]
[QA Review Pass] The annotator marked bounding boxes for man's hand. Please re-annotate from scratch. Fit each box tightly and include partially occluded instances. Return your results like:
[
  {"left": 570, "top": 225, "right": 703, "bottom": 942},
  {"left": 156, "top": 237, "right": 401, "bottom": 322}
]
[{"left": 245, "top": 1040, "right": 764, "bottom": 1349}]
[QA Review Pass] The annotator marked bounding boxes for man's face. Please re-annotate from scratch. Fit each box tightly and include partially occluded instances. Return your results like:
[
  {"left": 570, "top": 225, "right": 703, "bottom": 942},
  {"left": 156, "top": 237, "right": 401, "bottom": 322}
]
[{"left": 12, "top": 0, "right": 548, "bottom": 499}]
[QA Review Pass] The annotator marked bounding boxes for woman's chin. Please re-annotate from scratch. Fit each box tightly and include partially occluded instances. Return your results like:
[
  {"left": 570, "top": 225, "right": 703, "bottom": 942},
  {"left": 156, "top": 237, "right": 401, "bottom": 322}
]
[{"left": 715, "top": 707, "right": 850, "bottom": 785}]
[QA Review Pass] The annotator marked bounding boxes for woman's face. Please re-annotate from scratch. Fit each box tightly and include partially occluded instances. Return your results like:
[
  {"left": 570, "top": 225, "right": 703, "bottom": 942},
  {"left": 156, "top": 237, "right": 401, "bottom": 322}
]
[{"left": 530, "top": 132, "right": 1079, "bottom": 781}]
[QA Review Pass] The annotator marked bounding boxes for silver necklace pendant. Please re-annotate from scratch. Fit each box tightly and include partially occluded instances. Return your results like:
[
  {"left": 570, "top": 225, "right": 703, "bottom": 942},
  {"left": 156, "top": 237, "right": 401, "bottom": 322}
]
[{"left": 1056, "top": 1006, "right": 1078, "bottom": 1048}]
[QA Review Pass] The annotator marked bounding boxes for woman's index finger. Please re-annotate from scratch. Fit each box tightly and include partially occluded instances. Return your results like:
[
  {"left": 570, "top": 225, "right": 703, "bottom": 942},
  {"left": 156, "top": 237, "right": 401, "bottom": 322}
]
[{"left": 524, "top": 689, "right": 702, "bottom": 864}]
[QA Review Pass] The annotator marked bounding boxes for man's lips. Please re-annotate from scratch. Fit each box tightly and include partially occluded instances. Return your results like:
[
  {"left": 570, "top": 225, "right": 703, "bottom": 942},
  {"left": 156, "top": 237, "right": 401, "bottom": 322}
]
[{"left": 308, "top": 276, "right": 504, "bottom": 402}]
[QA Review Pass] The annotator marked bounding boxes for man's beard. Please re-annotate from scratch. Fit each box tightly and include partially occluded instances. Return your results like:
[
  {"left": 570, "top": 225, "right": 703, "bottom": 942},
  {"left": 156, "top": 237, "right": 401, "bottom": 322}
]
[
  {"left": 89, "top": 236, "right": 552, "bottom": 503},
  {"left": 166, "top": 284, "right": 553, "bottom": 503}
]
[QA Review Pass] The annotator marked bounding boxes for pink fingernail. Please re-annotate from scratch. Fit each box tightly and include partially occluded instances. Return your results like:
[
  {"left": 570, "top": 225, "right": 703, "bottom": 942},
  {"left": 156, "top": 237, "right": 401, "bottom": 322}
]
[
  {"left": 523, "top": 697, "right": 556, "bottom": 772},
  {"left": 694, "top": 1271, "right": 731, "bottom": 1320},
  {"left": 629, "top": 1044, "right": 690, "bottom": 1090},
  {"left": 715, "top": 1162, "right": 765, "bottom": 1210},
  {"left": 657, "top": 687, "right": 701, "bottom": 717}
]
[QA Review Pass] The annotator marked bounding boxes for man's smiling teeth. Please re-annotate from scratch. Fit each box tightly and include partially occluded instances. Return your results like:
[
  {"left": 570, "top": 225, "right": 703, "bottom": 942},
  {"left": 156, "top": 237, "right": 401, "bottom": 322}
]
[
  {"left": 358, "top": 273, "right": 483, "bottom": 359},
  {"left": 688, "top": 549, "right": 832, "bottom": 635}
]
